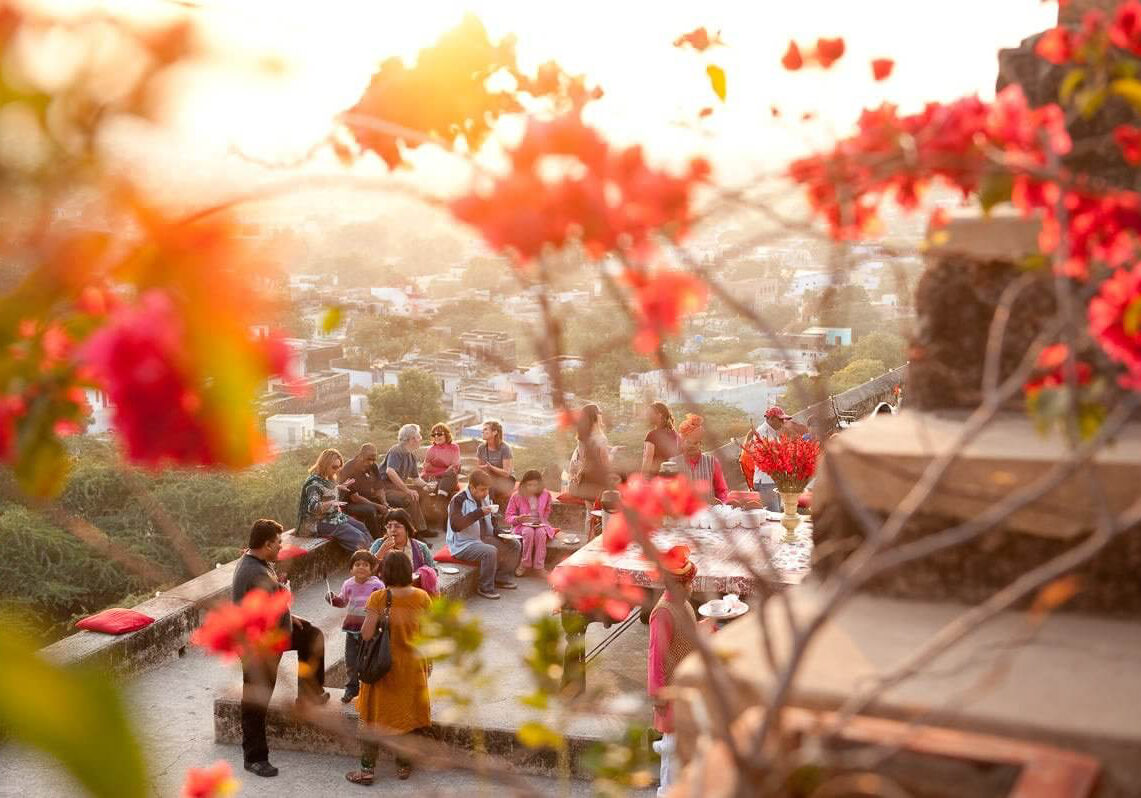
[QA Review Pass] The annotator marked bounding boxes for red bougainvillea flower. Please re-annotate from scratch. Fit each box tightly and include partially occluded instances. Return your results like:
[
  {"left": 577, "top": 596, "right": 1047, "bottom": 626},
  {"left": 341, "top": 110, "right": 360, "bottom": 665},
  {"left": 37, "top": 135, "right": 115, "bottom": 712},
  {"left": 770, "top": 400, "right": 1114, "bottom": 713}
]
[
  {"left": 1035, "top": 27, "right": 1075, "bottom": 64},
  {"left": 190, "top": 588, "right": 292, "bottom": 660},
  {"left": 548, "top": 563, "right": 644, "bottom": 620},
  {"left": 1114, "top": 125, "right": 1141, "bottom": 165},
  {"left": 1111, "top": 1, "right": 1141, "bottom": 56},
  {"left": 1023, "top": 344, "right": 1094, "bottom": 397},
  {"left": 660, "top": 544, "right": 691, "bottom": 574},
  {"left": 0, "top": 395, "right": 26, "bottom": 461},
  {"left": 871, "top": 58, "right": 895, "bottom": 81},
  {"left": 622, "top": 268, "right": 708, "bottom": 353},
  {"left": 601, "top": 474, "right": 706, "bottom": 557},
  {"left": 814, "top": 37, "right": 846, "bottom": 68},
  {"left": 1089, "top": 263, "right": 1141, "bottom": 388},
  {"left": 182, "top": 761, "right": 239, "bottom": 798},
  {"left": 781, "top": 41, "right": 804, "bottom": 70},
  {"left": 451, "top": 113, "right": 709, "bottom": 265},
  {"left": 673, "top": 27, "right": 722, "bottom": 51},
  {"left": 929, "top": 208, "right": 950, "bottom": 229},
  {"left": 77, "top": 291, "right": 220, "bottom": 466}
]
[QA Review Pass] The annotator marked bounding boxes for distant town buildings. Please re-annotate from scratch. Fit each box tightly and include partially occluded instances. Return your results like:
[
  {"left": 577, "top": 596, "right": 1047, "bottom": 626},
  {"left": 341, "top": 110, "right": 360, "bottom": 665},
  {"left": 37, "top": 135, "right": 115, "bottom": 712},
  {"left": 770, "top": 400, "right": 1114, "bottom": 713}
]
[
  {"left": 460, "top": 329, "right": 517, "bottom": 369},
  {"left": 620, "top": 362, "right": 789, "bottom": 418}
]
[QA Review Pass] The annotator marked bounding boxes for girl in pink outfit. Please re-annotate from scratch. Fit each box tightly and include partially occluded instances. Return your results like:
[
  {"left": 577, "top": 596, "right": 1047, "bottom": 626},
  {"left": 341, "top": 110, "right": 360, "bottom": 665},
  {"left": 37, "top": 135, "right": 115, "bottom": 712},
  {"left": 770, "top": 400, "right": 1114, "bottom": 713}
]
[{"left": 505, "top": 470, "right": 555, "bottom": 576}]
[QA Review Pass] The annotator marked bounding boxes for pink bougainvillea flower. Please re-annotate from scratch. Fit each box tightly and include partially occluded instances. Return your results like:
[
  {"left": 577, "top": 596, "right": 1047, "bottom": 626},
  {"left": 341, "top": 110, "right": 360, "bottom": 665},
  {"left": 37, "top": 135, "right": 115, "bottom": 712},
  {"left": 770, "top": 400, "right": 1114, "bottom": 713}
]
[
  {"left": 1023, "top": 344, "right": 1094, "bottom": 397},
  {"left": 871, "top": 58, "right": 895, "bottom": 81},
  {"left": 781, "top": 41, "right": 803, "bottom": 70},
  {"left": 1114, "top": 125, "right": 1141, "bottom": 165},
  {"left": 673, "top": 27, "right": 722, "bottom": 51},
  {"left": 1089, "top": 263, "right": 1141, "bottom": 388},
  {"left": 1035, "top": 27, "right": 1075, "bottom": 64},
  {"left": 814, "top": 37, "right": 846, "bottom": 68},
  {"left": 190, "top": 588, "right": 292, "bottom": 660},
  {"left": 1111, "top": 1, "right": 1141, "bottom": 56},
  {"left": 182, "top": 761, "right": 239, "bottom": 798},
  {"left": 622, "top": 268, "right": 708, "bottom": 354}
]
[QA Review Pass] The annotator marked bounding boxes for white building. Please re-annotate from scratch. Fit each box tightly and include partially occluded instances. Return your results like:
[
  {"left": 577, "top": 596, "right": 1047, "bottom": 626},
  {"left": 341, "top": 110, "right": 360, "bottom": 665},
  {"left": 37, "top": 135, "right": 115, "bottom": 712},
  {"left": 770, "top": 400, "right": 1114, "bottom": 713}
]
[
  {"left": 789, "top": 270, "right": 832, "bottom": 297},
  {"left": 620, "top": 362, "right": 787, "bottom": 418},
  {"left": 83, "top": 388, "right": 114, "bottom": 436},
  {"left": 266, "top": 414, "right": 316, "bottom": 451}
]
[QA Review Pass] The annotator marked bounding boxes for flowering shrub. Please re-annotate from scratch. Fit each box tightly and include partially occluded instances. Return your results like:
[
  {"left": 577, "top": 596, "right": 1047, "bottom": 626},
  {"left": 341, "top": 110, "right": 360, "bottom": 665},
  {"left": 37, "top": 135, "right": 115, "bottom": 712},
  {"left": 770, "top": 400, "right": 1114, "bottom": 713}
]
[
  {"left": 548, "top": 562, "right": 645, "bottom": 621},
  {"left": 190, "top": 588, "right": 292, "bottom": 661},
  {"left": 744, "top": 436, "right": 820, "bottom": 493}
]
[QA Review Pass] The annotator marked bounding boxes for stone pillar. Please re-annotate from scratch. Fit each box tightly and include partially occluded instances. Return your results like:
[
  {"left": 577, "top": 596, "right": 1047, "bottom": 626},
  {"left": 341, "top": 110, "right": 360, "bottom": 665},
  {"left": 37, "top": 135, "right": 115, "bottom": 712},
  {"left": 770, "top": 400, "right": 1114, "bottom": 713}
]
[{"left": 1059, "top": 0, "right": 1120, "bottom": 25}]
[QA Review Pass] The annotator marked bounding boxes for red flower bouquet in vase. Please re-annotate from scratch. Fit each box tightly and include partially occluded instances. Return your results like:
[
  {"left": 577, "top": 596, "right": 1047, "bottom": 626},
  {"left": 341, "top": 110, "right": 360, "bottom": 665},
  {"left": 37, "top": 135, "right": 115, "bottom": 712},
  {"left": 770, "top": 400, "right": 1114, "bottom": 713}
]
[{"left": 745, "top": 435, "right": 820, "bottom": 542}]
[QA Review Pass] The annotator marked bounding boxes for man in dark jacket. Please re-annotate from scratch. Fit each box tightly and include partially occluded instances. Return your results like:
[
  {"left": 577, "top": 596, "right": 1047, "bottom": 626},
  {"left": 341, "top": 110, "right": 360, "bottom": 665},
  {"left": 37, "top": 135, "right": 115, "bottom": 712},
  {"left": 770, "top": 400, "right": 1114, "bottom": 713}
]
[
  {"left": 338, "top": 443, "right": 388, "bottom": 538},
  {"left": 233, "top": 519, "right": 329, "bottom": 778}
]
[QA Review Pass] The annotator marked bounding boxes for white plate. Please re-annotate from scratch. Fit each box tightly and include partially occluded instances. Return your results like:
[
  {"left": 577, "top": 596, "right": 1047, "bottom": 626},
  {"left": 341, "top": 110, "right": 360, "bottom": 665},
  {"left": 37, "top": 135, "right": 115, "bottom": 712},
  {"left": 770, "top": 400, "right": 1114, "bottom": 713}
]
[
  {"left": 560, "top": 535, "right": 580, "bottom": 545},
  {"left": 698, "top": 600, "right": 748, "bottom": 619},
  {"left": 439, "top": 565, "right": 460, "bottom": 574},
  {"left": 497, "top": 532, "right": 522, "bottom": 540}
]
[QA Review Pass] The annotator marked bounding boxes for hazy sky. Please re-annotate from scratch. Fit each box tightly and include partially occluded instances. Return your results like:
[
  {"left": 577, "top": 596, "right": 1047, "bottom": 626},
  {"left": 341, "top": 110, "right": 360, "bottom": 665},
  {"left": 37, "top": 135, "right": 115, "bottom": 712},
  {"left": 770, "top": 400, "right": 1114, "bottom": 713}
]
[{"left": 45, "top": 0, "right": 1058, "bottom": 215}]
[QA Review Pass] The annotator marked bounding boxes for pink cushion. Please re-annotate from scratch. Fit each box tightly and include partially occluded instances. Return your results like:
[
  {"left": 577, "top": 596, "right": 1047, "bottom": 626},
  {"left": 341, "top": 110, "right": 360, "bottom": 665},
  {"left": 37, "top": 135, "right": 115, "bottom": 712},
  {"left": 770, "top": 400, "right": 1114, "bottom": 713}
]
[{"left": 76, "top": 608, "right": 155, "bottom": 635}]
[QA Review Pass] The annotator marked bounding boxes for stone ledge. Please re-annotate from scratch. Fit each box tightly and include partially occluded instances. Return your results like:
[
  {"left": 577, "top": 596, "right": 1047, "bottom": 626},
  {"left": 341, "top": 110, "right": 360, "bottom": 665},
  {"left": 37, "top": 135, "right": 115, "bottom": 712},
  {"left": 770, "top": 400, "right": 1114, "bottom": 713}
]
[
  {"left": 213, "top": 686, "right": 603, "bottom": 779},
  {"left": 40, "top": 531, "right": 348, "bottom": 676},
  {"left": 813, "top": 411, "right": 1141, "bottom": 540}
]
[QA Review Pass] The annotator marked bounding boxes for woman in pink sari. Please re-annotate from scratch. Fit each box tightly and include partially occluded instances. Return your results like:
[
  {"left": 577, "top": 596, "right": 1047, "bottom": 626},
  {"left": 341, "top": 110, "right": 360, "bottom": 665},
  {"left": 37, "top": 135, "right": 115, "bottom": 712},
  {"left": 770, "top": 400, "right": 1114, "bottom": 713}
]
[{"left": 505, "top": 470, "right": 555, "bottom": 577}]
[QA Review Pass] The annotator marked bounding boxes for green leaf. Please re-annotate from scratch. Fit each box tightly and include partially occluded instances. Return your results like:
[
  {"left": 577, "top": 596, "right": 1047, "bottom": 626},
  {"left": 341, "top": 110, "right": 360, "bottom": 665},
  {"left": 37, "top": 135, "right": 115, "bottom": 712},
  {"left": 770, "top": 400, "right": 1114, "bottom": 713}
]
[
  {"left": 1079, "top": 86, "right": 1109, "bottom": 118},
  {"left": 1110, "top": 78, "right": 1141, "bottom": 113},
  {"left": 1059, "top": 68, "right": 1086, "bottom": 104},
  {"left": 706, "top": 65, "right": 726, "bottom": 102},
  {"left": 517, "top": 720, "right": 564, "bottom": 750},
  {"left": 320, "top": 305, "right": 343, "bottom": 334},
  {"left": 1077, "top": 403, "right": 1106, "bottom": 440},
  {"left": 979, "top": 172, "right": 1013, "bottom": 213},
  {"left": 1112, "top": 60, "right": 1140, "bottom": 80},
  {"left": 0, "top": 628, "right": 148, "bottom": 798},
  {"left": 519, "top": 691, "right": 549, "bottom": 710}
]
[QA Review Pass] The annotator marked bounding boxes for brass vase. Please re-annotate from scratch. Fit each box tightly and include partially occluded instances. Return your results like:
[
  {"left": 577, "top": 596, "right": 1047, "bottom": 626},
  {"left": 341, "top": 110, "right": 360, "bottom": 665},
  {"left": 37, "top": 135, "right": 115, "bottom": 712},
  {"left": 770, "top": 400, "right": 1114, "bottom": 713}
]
[{"left": 778, "top": 490, "right": 803, "bottom": 543}]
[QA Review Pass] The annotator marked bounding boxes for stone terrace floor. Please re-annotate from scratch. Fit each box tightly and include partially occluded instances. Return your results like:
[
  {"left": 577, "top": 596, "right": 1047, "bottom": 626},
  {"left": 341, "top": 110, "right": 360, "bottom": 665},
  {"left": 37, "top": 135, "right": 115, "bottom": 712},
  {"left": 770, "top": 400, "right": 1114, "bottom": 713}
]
[{"left": 0, "top": 567, "right": 655, "bottom": 798}]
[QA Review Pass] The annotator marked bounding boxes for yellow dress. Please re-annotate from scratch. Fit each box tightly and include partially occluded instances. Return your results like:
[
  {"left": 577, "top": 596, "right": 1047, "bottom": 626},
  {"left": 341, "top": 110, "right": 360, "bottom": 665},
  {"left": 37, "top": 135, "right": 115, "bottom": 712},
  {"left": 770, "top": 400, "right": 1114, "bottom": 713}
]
[{"left": 356, "top": 586, "right": 432, "bottom": 735}]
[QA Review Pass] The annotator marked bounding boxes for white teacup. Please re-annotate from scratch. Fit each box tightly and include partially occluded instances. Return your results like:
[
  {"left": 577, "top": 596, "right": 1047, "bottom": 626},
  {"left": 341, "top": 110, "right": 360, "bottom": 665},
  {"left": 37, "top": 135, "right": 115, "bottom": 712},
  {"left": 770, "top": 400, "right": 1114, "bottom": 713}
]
[
  {"left": 488, "top": 503, "right": 500, "bottom": 512},
  {"left": 707, "top": 599, "right": 726, "bottom": 615}
]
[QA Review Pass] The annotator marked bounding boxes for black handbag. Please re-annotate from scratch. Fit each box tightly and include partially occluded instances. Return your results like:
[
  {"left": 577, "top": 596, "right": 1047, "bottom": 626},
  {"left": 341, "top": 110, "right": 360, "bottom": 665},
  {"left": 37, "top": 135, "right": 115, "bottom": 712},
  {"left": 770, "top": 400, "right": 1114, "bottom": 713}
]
[{"left": 357, "top": 589, "right": 393, "bottom": 684}]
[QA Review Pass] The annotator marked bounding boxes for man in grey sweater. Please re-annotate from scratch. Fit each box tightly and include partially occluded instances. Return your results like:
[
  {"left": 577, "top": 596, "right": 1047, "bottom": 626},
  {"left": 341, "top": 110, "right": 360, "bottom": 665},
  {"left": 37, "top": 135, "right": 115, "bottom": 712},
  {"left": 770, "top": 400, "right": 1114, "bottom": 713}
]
[{"left": 232, "top": 519, "right": 329, "bottom": 778}]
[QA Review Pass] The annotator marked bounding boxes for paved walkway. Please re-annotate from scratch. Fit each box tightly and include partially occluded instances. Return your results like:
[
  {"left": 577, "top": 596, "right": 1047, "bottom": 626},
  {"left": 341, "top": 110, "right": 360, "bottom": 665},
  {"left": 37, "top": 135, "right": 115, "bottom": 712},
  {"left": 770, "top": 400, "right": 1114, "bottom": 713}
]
[{"left": 0, "top": 570, "right": 655, "bottom": 798}]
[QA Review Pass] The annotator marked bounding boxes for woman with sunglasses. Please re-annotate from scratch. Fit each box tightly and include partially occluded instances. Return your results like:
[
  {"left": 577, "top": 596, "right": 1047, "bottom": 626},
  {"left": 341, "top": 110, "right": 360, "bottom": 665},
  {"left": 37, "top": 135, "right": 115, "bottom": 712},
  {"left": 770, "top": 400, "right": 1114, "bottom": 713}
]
[{"left": 421, "top": 422, "right": 461, "bottom": 497}]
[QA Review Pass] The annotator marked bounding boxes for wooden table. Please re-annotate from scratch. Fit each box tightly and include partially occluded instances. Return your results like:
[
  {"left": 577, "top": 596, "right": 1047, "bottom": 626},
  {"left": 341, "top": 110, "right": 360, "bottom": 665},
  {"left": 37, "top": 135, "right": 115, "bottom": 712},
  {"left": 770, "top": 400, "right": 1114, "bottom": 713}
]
[{"left": 553, "top": 511, "right": 813, "bottom": 694}]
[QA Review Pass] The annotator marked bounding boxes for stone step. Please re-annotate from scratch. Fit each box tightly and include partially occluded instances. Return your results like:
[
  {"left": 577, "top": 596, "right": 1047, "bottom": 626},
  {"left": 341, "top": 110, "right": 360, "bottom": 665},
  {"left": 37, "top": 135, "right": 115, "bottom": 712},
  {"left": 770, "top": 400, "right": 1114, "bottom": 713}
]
[
  {"left": 212, "top": 686, "right": 610, "bottom": 779},
  {"left": 40, "top": 530, "right": 348, "bottom": 676}
]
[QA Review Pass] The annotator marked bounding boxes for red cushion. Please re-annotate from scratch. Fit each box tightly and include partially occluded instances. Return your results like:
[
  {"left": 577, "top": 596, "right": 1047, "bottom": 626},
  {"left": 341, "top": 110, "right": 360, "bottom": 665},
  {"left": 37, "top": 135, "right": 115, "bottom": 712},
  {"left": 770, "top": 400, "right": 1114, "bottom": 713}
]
[
  {"left": 433, "top": 546, "right": 458, "bottom": 563},
  {"left": 556, "top": 493, "right": 586, "bottom": 505},
  {"left": 76, "top": 608, "right": 155, "bottom": 635}
]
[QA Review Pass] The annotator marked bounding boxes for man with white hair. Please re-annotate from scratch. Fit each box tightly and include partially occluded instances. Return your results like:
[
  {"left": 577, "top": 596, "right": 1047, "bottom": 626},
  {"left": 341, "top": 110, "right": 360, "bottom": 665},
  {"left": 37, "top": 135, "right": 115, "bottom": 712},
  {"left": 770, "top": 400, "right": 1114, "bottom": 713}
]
[{"left": 379, "top": 423, "right": 432, "bottom": 537}]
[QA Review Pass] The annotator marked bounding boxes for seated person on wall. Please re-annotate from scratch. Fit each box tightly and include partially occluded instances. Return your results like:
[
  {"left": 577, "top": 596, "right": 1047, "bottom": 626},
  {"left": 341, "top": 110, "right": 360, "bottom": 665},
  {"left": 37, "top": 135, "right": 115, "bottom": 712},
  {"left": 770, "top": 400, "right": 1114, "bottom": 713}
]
[
  {"left": 371, "top": 509, "right": 439, "bottom": 596},
  {"left": 380, "top": 423, "right": 433, "bottom": 538},
  {"left": 476, "top": 419, "right": 515, "bottom": 511},
  {"left": 296, "top": 448, "right": 374, "bottom": 551},
  {"left": 445, "top": 470, "right": 521, "bottom": 600},
  {"left": 337, "top": 443, "right": 389, "bottom": 539},
  {"left": 566, "top": 403, "right": 617, "bottom": 504},
  {"left": 422, "top": 422, "right": 461, "bottom": 497},
  {"left": 670, "top": 414, "right": 729, "bottom": 505},
  {"left": 233, "top": 519, "right": 329, "bottom": 779}
]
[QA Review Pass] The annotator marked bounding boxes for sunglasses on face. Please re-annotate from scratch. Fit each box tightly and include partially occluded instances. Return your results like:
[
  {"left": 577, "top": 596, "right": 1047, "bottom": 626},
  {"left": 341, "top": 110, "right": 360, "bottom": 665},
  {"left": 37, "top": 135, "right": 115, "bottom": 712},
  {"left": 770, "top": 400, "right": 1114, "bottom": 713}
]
[{"left": 432, "top": 432, "right": 445, "bottom": 438}]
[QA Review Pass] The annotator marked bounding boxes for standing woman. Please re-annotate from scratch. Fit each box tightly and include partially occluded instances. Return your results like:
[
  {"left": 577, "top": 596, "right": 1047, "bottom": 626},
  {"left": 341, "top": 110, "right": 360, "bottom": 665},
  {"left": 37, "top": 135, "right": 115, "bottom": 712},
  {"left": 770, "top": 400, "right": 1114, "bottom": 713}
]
[
  {"left": 347, "top": 551, "right": 432, "bottom": 784},
  {"left": 476, "top": 419, "right": 515, "bottom": 510},
  {"left": 298, "top": 449, "right": 373, "bottom": 551},
  {"left": 567, "top": 403, "right": 614, "bottom": 504},
  {"left": 641, "top": 401, "right": 681, "bottom": 475}
]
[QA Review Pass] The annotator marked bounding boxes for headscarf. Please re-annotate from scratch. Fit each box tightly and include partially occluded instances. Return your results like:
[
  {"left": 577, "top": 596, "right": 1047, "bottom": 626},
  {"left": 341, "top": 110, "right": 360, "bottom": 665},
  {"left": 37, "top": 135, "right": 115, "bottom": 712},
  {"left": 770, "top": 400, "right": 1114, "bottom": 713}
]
[{"left": 677, "top": 413, "right": 704, "bottom": 439}]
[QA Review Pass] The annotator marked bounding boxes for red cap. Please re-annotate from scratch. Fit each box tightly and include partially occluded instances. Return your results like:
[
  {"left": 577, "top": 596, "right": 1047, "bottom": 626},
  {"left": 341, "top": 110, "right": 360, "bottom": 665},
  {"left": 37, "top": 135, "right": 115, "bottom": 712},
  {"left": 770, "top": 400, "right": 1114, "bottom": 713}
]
[{"left": 765, "top": 406, "right": 793, "bottom": 420}]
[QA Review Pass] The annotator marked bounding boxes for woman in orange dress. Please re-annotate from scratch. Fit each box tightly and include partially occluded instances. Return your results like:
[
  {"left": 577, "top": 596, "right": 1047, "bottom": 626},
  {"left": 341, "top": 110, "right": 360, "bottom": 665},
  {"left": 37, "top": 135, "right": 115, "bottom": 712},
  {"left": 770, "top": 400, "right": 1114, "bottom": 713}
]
[{"left": 346, "top": 551, "right": 432, "bottom": 784}]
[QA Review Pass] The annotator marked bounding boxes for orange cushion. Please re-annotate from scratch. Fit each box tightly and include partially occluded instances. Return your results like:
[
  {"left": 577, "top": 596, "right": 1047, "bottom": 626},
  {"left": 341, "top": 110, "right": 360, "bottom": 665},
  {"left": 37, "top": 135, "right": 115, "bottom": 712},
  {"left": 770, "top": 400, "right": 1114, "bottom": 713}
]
[
  {"left": 76, "top": 608, "right": 155, "bottom": 635},
  {"left": 433, "top": 545, "right": 458, "bottom": 563},
  {"left": 556, "top": 493, "right": 586, "bottom": 505}
]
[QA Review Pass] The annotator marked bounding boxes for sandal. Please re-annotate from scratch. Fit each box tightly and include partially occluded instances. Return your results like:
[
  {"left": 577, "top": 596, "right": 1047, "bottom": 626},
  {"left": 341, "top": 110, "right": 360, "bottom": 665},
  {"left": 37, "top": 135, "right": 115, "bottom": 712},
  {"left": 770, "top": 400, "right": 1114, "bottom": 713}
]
[
  {"left": 514, "top": 565, "right": 526, "bottom": 578},
  {"left": 396, "top": 763, "right": 412, "bottom": 780},
  {"left": 346, "top": 770, "right": 374, "bottom": 785}
]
